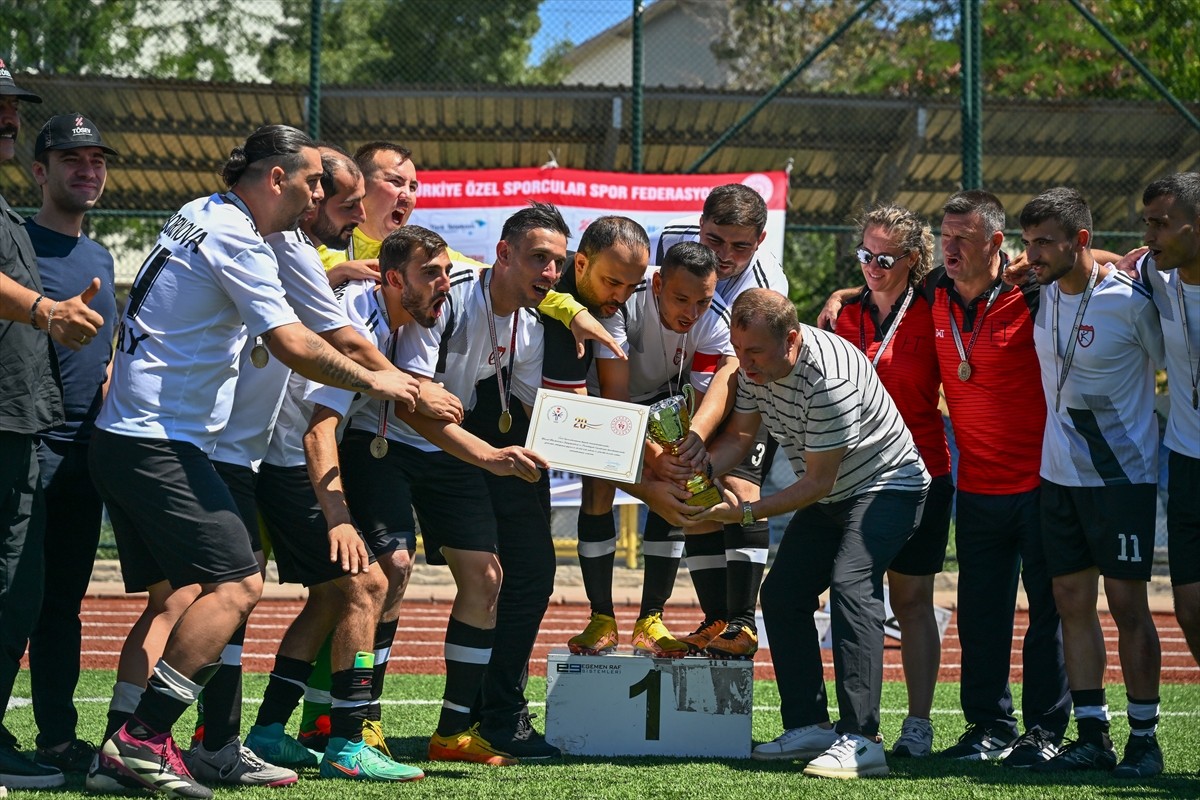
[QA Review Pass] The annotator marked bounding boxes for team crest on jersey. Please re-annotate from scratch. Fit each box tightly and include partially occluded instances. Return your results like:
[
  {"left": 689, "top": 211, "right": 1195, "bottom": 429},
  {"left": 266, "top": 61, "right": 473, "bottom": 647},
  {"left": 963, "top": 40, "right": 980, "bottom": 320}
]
[
  {"left": 673, "top": 347, "right": 683, "bottom": 366},
  {"left": 488, "top": 345, "right": 507, "bottom": 365},
  {"left": 1078, "top": 325, "right": 1095, "bottom": 347}
]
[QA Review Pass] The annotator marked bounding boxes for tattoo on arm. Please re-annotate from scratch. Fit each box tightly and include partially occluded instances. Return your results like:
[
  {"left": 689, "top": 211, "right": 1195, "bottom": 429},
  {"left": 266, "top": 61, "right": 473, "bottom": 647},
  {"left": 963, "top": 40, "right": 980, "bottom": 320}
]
[{"left": 305, "top": 330, "right": 372, "bottom": 392}]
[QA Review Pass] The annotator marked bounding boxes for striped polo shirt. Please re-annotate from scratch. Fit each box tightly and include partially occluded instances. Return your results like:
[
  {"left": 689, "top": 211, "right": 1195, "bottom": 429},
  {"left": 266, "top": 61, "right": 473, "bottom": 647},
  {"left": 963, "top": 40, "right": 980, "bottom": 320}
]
[{"left": 733, "top": 324, "right": 929, "bottom": 503}]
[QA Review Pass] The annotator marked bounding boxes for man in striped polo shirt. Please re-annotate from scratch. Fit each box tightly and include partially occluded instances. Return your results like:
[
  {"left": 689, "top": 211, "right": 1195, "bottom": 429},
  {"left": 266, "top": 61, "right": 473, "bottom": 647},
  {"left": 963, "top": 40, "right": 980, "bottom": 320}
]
[{"left": 691, "top": 288, "right": 929, "bottom": 779}]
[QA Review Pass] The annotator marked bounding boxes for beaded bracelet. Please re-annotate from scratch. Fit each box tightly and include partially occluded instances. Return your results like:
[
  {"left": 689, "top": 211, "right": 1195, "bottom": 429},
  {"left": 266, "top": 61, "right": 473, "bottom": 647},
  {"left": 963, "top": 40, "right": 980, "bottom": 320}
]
[
  {"left": 29, "top": 295, "right": 45, "bottom": 329},
  {"left": 45, "top": 300, "right": 60, "bottom": 332}
]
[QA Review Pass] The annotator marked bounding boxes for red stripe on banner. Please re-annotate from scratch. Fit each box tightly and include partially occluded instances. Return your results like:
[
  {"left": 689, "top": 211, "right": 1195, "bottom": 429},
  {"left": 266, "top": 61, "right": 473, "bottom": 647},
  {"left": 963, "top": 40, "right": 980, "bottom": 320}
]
[
  {"left": 415, "top": 168, "right": 788, "bottom": 212},
  {"left": 691, "top": 351, "right": 720, "bottom": 374}
]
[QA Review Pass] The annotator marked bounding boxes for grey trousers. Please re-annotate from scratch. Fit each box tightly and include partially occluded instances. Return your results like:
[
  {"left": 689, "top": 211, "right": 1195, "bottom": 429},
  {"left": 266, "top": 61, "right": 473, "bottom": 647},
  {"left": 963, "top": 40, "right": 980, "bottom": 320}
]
[{"left": 761, "top": 487, "right": 925, "bottom": 737}]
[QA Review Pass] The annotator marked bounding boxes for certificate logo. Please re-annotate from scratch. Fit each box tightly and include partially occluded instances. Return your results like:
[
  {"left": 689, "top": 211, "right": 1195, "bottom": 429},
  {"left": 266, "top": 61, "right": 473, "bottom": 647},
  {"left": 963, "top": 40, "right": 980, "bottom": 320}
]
[
  {"left": 611, "top": 415, "right": 633, "bottom": 436},
  {"left": 548, "top": 405, "right": 567, "bottom": 423}
]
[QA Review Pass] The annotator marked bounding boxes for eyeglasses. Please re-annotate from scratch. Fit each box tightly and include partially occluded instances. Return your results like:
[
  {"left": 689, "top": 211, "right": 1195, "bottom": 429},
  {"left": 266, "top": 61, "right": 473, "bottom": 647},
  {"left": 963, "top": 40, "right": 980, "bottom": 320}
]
[{"left": 855, "top": 245, "right": 911, "bottom": 271}]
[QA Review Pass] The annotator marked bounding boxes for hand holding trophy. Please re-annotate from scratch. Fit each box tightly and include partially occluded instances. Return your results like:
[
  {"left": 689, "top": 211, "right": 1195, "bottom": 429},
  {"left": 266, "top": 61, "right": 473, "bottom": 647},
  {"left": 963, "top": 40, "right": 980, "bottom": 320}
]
[{"left": 646, "top": 384, "right": 721, "bottom": 509}]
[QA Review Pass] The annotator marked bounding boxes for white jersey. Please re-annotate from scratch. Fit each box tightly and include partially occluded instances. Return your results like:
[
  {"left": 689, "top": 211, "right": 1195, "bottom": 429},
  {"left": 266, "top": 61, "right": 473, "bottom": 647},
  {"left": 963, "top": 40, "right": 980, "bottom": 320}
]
[
  {"left": 656, "top": 214, "right": 789, "bottom": 305},
  {"left": 594, "top": 267, "right": 734, "bottom": 403},
  {"left": 1142, "top": 254, "right": 1200, "bottom": 459},
  {"left": 733, "top": 324, "right": 929, "bottom": 503},
  {"left": 97, "top": 193, "right": 300, "bottom": 451},
  {"left": 309, "top": 264, "right": 545, "bottom": 453},
  {"left": 304, "top": 277, "right": 436, "bottom": 452},
  {"left": 211, "top": 230, "right": 350, "bottom": 469},
  {"left": 1033, "top": 268, "right": 1165, "bottom": 486}
]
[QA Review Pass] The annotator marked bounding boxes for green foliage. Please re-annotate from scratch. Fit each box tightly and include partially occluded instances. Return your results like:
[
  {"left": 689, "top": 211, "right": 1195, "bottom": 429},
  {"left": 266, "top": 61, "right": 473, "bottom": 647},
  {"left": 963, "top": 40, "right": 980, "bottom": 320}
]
[
  {"left": 0, "top": 0, "right": 278, "bottom": 81},
  {"left": 718, "top": 0, "right": 1200, "bottom": 100},
  {"left": 781, "top": 229, "right": 858, "bottom": 327},
  {"left": 261, "top": 0, "right": 566, "bottom": 85},
  {"left": 0, "top": 0, "right": 144, "bottom": 74}
]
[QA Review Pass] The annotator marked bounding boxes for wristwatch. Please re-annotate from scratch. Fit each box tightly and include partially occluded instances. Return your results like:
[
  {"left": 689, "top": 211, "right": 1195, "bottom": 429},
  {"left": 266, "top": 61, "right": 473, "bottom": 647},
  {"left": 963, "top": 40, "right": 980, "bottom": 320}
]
[{"left": 741, "top": 500, "right": 755, "bottom": 526}]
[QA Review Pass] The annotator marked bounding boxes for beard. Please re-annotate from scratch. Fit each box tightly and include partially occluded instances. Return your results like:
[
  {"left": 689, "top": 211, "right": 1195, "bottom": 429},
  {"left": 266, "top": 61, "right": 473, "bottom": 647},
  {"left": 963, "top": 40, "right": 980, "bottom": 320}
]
[{"left": 311, "top": 211, "right": 353, "bottom": 250}]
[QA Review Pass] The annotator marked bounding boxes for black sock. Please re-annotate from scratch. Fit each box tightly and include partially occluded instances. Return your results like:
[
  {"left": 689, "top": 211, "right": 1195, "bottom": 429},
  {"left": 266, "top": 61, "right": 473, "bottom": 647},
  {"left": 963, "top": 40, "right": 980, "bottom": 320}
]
[
  {"left": 578, "top": 511, "right": 616, "bottom": 617},
  {"left": 437, "top": 617, "right": 494, "bottom": 736},
  {"left": 256, "top": 655, "right": 313, "bottom": 728},
  {"left": 370, "top": 619, "right": 399, "bottom": 722},
  {"left": 724, "top": 521, "right": 768, "bottom": 629},
  {"left": 640, "top": 513, "right": 683, "bottom": 617},
  {"left": 127, "top": 660, "right": 218, "bottom": 740},
  {"left": 105, "top": 710, "right": 133, "bottom": 742},
  {"left": 683, "top": 530, "right": 727, "bottom": 623},
  {"left": 200, "top": 625, "right": 245, "bottom": 750},
  {"left": 330, "top": 652, "right": 375, "bottom": 743}
]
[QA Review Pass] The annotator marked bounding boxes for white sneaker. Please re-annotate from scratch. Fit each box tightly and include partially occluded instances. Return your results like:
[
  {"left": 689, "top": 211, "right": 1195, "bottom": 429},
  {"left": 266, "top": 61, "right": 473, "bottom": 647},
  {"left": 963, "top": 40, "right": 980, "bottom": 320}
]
[
  {"left": 751, "top": 724, "right": 840, "bottom": 761},
  {"left": 803, "top": 733, "right": 890, "bottom": 779},
  {"left": 892, "top": 715, "right": 934, "bottom": 758}
]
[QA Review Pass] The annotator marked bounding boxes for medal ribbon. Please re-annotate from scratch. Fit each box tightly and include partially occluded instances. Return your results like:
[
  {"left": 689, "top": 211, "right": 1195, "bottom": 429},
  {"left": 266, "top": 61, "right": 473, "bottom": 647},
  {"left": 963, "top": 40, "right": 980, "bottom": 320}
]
[
  {"left": 859, "top": 286, "right": 915, "bottom": 368},
  {"left": 482, "top": 271, "right": 517, "bottom": 427},
  {"left": 948, "top": 280, "right": 1003, "bottom": 373},
  {"left": 1176, "top": 276, "right": 1200, "bottom": 410},
  {"left": 1052, "top": 260, "right": 1100, "bottom": 413}
]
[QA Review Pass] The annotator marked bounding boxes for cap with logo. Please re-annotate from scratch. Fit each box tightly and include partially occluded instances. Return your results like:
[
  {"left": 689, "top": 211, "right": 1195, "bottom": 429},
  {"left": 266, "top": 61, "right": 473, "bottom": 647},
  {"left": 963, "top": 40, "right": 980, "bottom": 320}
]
[
  {"left": 0, "top": 58, "right": 41, "bottom": 103},
  {"left": 35, "top": 114, "right": 118, "bottom": 158}
]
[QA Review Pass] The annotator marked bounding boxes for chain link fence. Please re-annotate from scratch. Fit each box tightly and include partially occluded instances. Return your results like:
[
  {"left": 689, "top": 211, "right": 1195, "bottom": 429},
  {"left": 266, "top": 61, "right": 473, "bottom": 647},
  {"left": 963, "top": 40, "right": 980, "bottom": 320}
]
[{"left": 7, "top": 0, "right": 1192, "bottom": 560}]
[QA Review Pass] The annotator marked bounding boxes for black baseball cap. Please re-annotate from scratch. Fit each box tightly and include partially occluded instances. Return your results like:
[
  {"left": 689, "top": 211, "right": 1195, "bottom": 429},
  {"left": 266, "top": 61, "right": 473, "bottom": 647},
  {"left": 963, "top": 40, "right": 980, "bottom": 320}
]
[
  {"left": 0, "top": 58, "right": 41, "bottom": 103},
  {"left": 35, "top": 114, "right": 118, "bottom": 158}
]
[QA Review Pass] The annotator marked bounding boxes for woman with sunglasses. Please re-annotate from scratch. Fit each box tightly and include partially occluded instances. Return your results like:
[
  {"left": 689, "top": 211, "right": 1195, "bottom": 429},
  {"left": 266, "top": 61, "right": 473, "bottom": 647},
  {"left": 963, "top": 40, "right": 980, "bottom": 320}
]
[{"left": 832, "top": 204, "right": 955, "bottom": 760}]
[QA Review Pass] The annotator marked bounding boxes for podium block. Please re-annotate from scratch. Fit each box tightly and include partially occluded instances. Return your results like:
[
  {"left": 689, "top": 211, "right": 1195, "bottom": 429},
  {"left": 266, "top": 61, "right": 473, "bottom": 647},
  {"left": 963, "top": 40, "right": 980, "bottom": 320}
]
[{"left": 545, "top": 649, "right": 752, "bottom": 758}]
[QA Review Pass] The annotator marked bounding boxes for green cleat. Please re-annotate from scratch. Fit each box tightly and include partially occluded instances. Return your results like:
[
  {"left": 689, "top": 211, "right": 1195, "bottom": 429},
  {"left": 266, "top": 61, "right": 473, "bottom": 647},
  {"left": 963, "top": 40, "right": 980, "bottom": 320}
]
[{"left": 320, "top": 737, "right": 423, "bottom": 782}]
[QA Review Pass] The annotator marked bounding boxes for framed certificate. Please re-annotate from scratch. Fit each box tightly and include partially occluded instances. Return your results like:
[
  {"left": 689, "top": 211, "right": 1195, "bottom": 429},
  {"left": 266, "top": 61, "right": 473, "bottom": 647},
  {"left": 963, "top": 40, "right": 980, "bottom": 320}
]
[{"left": 525, "top": 388, "right": 648, "bottom": 483}]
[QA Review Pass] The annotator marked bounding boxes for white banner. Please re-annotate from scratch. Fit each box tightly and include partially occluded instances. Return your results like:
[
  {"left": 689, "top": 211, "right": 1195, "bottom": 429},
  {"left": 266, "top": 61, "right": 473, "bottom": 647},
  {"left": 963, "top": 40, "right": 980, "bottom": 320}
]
[{"left": 410, "top": 167, "right": 788, "bottom": 267}]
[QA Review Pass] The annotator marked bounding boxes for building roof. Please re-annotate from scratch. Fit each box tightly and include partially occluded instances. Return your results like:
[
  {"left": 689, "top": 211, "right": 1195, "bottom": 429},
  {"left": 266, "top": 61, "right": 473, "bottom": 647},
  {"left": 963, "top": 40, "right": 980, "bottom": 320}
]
[{"left": 3, "top": 73, "right": 1196, "bottom": 232}]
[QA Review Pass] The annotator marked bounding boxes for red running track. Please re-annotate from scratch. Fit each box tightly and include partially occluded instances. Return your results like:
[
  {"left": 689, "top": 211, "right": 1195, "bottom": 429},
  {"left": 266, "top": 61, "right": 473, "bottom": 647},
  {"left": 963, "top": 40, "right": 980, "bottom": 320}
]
[{"left": 66, "top": 597, "right": 1198, "bottom": 684}]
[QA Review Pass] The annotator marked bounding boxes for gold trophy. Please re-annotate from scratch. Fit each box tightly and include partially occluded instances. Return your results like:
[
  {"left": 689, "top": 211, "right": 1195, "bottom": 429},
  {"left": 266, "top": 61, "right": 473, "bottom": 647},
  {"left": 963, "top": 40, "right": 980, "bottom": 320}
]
[{"left": 646, "top": 385, "right": 722, "bottom": 509}]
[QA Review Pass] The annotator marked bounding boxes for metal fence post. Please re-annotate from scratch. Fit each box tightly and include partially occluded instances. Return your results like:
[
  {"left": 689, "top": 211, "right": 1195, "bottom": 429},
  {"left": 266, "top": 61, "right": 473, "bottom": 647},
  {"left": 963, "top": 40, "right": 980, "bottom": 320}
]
[
  {"left": 631, "top": 0, "right": 644, "bottom": 173},
  {"left": 307, "top": 0, "right": 322, "bottom": 141},
  {"left": 960, "top": 0, "right": 983, "bottom": 190}
]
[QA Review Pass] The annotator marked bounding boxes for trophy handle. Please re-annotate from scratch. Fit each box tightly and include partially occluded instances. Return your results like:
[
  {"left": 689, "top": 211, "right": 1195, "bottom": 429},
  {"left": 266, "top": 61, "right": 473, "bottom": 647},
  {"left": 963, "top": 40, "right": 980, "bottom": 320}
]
[{"left": 682, "top": 383, "right": 695, "bottom": 417}]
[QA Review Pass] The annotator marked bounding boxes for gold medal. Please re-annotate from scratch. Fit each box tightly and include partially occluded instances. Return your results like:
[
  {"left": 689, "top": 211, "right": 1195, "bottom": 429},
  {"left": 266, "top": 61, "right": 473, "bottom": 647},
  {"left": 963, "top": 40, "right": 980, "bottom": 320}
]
[
  {"left": 369, "top": 436, "right": 389, "bottom": 459},
  {"left": 499, "top": 410, "right": 512, "bottom": 434},
  {"left": 957, "top": 360, "right": 972, "bottom": 382},
  {"left": 250, "top": 341, "right": 269, "bottom": 369}
]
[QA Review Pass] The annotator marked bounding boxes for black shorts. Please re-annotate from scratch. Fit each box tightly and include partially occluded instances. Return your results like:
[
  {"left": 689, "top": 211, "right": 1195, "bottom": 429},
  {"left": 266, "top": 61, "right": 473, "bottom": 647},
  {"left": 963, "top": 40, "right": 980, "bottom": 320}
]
[
  {"left": 1040, "top": 479, "right": 1157, "bottom": 581},
  {"left": 89, "top": 430, "right": 259, "bottom": 592},
  {"left": 339, "top": 430, "right": 496, "bottom": 567},
  {"left": 1168, "top": 450, "right": 1200, "bottom": 586},
  {"left": 889, "top": 473, "right": 955, "bottom": 576},
  {"left": 725, "top": 421, "right": 779, "bottom": 485},
  {"left": 211, "top": 459, "right": 263, "bottom": 553},
  {"left": 256, "top": 462, "right": 380, "bottom": 587}
]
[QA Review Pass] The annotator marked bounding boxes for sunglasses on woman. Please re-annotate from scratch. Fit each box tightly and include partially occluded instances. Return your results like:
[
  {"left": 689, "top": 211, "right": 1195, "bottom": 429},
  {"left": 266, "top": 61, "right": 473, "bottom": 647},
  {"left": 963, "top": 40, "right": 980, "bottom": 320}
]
[{"left": 855, "top": 245, "right": 912, "bottom": 271}]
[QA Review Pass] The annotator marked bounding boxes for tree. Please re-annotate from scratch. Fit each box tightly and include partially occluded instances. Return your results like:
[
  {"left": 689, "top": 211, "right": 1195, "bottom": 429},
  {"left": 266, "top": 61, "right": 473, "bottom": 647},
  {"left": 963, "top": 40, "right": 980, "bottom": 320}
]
[
  {"left": 0, "top": 0, "right": 279, "bottom": 81},
  {"left": 715, "top": 0, "right": 1200, "bottom": 101},
  {"left": 261, "top": 0, "right": 568, "bottom": 85}
]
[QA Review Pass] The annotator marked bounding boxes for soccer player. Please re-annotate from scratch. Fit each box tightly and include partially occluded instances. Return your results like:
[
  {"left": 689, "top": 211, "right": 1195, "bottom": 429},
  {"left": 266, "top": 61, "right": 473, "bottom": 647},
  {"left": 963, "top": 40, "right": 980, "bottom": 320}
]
[
  {"left": 654, "top": 184, "right": 789, "bottom": 658},
  {"left": 1018, "top": 187, "right": 1165, "bottom": 778},
  {"left": 554, "top": 225, "right": 741, "bottom": 658},
  {"left": 304, "top": 220, "right": 553, "bottom": 766},
  {"left": 1137, "top": 173, "right": 1200, "bottom": 671},
  {"left": 86, "top": 125, "right": 419, "bottom": 798}
]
